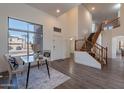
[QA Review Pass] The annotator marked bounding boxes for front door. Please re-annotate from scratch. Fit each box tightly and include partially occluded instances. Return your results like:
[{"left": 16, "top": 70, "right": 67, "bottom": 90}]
[{"left": 52, "top": 35, "right": 64, "bottom": 60}]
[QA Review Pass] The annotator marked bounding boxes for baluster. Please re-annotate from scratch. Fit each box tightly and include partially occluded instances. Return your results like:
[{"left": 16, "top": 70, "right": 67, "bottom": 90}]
[
  {"left": 106, "top": 47, "right": 108, "bottom": 64},
  {"left": 75, "top": 40, "right": 76, "bottom": 51},
  {"left": 99, "top": 48, "right": 100, "bottom": 61},
  {"left": 101, "top": 47, "right": 103, "bottom": 63}
]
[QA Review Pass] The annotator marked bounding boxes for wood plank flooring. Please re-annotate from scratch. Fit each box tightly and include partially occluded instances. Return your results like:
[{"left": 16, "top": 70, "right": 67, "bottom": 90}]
[
  {"left": 1, "top": 57, "right": 124, "bottom": 89},
  {"left": 51, "top": 58, "right": 124, "bottom": 89}
]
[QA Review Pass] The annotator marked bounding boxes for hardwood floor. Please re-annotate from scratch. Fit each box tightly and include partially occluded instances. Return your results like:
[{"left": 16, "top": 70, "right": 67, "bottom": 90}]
[
  {"left": 51, "top": 58, "right": 124, "bottom": 89},
  {"left": 1, "top": 57, "right": 124, "bottom": 89}
]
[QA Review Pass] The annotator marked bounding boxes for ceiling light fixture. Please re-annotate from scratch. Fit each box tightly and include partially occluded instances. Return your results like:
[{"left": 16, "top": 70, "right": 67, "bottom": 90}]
[
  {"left": 56, "top": 9, "right": 60, "bottom": 13},
  {"left": 91, "top": 7, "right": 95, "bottom": 10}
]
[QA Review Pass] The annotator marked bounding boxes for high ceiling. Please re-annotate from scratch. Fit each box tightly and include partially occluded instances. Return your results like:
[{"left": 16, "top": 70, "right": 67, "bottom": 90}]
[
  {"left": 84, "top": 3, "right": 120, "bottom": 23},
  {"left": 27, "top": 3, "right": 120, "bottom": 23},
  {"left": 27, "top": 3, "right": 80, "bottom": 17}
]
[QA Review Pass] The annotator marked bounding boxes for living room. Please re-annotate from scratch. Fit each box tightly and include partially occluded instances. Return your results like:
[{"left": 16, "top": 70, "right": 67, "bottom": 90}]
[{"left": 0, "top": 1, "right": 124, "bottom": 92}]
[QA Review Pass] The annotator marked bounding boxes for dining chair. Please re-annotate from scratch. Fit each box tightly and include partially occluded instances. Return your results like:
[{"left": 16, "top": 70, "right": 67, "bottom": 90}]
[
  {"left": 3, "top": 54, "right": 27, "bottom": 88},
  {"left": 43, "top": 50, "right": 51, "bottom": 78},
  {"left": 34, "top": 50, "right": 51, "bottom": 78}
]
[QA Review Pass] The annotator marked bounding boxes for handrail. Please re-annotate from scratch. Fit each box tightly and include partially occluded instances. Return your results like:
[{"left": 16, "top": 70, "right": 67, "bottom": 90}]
[
  {"left": 107, "top": 17, "right": 120, "bottom": 24},
  {"left": 102, "top": 17, "right": 120, "bottom": 25},
  {"left": 85, "top": 39, "right": 106, "bottom": 49},
  {"left": 75, "top": 39, "right": 108, "bottom": 65},
  {"left": 75, "top": 38, "right": 106, "bottom": 51},
  {"left": 95, "top": 42, "right": 106, "bottom": 49},
  {"left": 102, "top": 17, "right": 120, "bottom": 29},
  {"left": 75, "top": 39, "right": 84, "bottom": 42},
  {"left": 89, "top": 39, "right": 107, "bottom": 64},
  {"left": 92, "top": 23, "right": 103, "bottom": 45},
  {"left": 75, "top": 17, "right": 114, "bottom": 66},
  {"left": 75, "top": 39, "right": 85, "bottom": 50}
]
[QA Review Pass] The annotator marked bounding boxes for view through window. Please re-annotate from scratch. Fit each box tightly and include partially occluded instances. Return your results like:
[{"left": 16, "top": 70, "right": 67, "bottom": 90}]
[{"left": 8, "top": 18, "right": 43, "bottom": 56}]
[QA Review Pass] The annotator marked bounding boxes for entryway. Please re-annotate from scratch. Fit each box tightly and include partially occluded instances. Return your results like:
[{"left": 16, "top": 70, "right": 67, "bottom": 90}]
[{"left": 112, "top": 36, "right": 124, "bottom": 58}]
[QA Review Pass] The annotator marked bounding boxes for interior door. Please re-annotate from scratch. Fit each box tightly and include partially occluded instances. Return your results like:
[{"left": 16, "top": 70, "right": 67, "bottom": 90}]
[{"left": 53, "top": 35, "right": 64, "bottom": 60}]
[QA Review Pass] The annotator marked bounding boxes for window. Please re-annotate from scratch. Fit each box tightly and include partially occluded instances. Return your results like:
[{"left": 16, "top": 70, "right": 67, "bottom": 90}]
[
  {"left": 103, "top": 24, "right": 113, "bottom": 31},
  {"left": 8, "top": 18, "right": 43, "bottom": 56}
]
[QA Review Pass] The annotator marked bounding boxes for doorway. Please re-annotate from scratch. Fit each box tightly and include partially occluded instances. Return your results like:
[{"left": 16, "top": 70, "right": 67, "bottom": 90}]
[
  {"left": 52, "top": 35, "right": 64, "bottom": 60},
  {"left": 112, "top": 36, "right": 124, "bottom": 58},
  {"left": 52, "top": 35, "right": 70, "bottom": 60}
]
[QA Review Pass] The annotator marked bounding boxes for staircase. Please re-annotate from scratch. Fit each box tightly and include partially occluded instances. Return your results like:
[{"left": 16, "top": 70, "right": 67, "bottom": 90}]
[
  {"left": 102, "top": 17, "right": 120, "bottom": 29},
  {"left": 75, "top": 17, "right": 120, "bottom": 69},
  {"left": 75, "top": 39, "right": 108, "bottom": 68},
  {"left": 81, "top": 23, "right": 103, "bottom": 51},
  {"left": 81, "top": 23, "right": 106, "bottom": 65},
  {"left": 81, "top": 33, "right": 95, "bottom": 52}
]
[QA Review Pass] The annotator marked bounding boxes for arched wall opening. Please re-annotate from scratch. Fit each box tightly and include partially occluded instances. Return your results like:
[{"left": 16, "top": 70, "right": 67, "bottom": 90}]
[{"left": 112, "top": 36, "right": 124, "bottom": 58}]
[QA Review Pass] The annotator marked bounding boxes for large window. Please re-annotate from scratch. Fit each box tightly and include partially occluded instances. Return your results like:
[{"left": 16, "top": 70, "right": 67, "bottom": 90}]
[{"left": 8, "top": 18, "right": 43, "bottom": 56}]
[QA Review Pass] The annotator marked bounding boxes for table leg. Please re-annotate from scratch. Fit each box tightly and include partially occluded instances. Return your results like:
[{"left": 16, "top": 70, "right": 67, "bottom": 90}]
[
  {"left": 26, "top": 63, "right": 31, "bottom": 89},
  {"left": 45, "top": 59, "right": 50, "bottom": 79},
  {"left": 37, "top": 61, "right": 39, "bottom": 69},
  {"left": 23, "top": 61, "right": 25, "bottom": 65}
]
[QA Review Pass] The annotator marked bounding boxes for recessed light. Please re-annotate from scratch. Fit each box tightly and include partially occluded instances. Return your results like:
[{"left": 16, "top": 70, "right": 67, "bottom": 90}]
[
  {"left": 91, "top": 7, "right": 95, "bottom": 10},
  {"left": 70, "top": 37, "right": 73, "bottom": 41},
  {"left": 56, "top": 9, "right": 60, "bottom": 13}
]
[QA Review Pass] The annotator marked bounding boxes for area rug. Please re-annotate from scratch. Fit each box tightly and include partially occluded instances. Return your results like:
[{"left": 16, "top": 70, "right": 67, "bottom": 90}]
[{"left": 16, "top": 65, "right": 70, "bottom": 89}]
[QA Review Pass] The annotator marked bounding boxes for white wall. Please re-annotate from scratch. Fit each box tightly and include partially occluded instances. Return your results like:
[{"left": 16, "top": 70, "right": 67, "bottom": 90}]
[
  {"left": 58, "top": 5, "right": 93, "bottom": 54},
  {"left": 101, "top": 4, "right": 124, "bottom": 58},
  {"left": 78, "top": 5, "right": 92, "bottom": 39},
  {"left": 102, "top": 27, "right": 124, "bottom": 58},
  {"left": 0, "top": 4, "right": 69, "bottom": 72},
  {"left": 101, "top": 27, "right": 122, "bottom": 58},
  {"left": 0, "top": 4, "right": 93, "bottom": 72},
  {"left": 92, "top": 22, "right": 96, "bottom": 33},
  {"left": 97, "top": 33, "right": 102, "bottom": 45},
  {"left": 58, "top": 6, "right": 78, "bottom": 54},
  {"left": 74, "top": 51, "right": 101, "bottom": 69}
]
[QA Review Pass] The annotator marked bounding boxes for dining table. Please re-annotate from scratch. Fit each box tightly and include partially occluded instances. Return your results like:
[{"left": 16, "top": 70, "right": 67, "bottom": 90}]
[{"left": 21, "top": 54, "right": 50, "bottom": 88}]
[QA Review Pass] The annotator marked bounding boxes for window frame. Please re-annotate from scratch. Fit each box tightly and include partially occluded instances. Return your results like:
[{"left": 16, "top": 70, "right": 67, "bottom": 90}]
[{"left": 8, "top": 17, "right": 43, "bottom": 56}]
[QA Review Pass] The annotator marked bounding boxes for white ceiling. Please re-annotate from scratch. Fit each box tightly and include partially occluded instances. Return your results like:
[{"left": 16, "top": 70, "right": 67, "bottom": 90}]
[
  {"left": 27, "top": 3, "right": 120, "bottom": 23},
  {"left": 27, "top": 3, "right": 80, "bottom": 17},
  {"left": 84, "top": 3, "right": 120, "bottom": 23}
]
